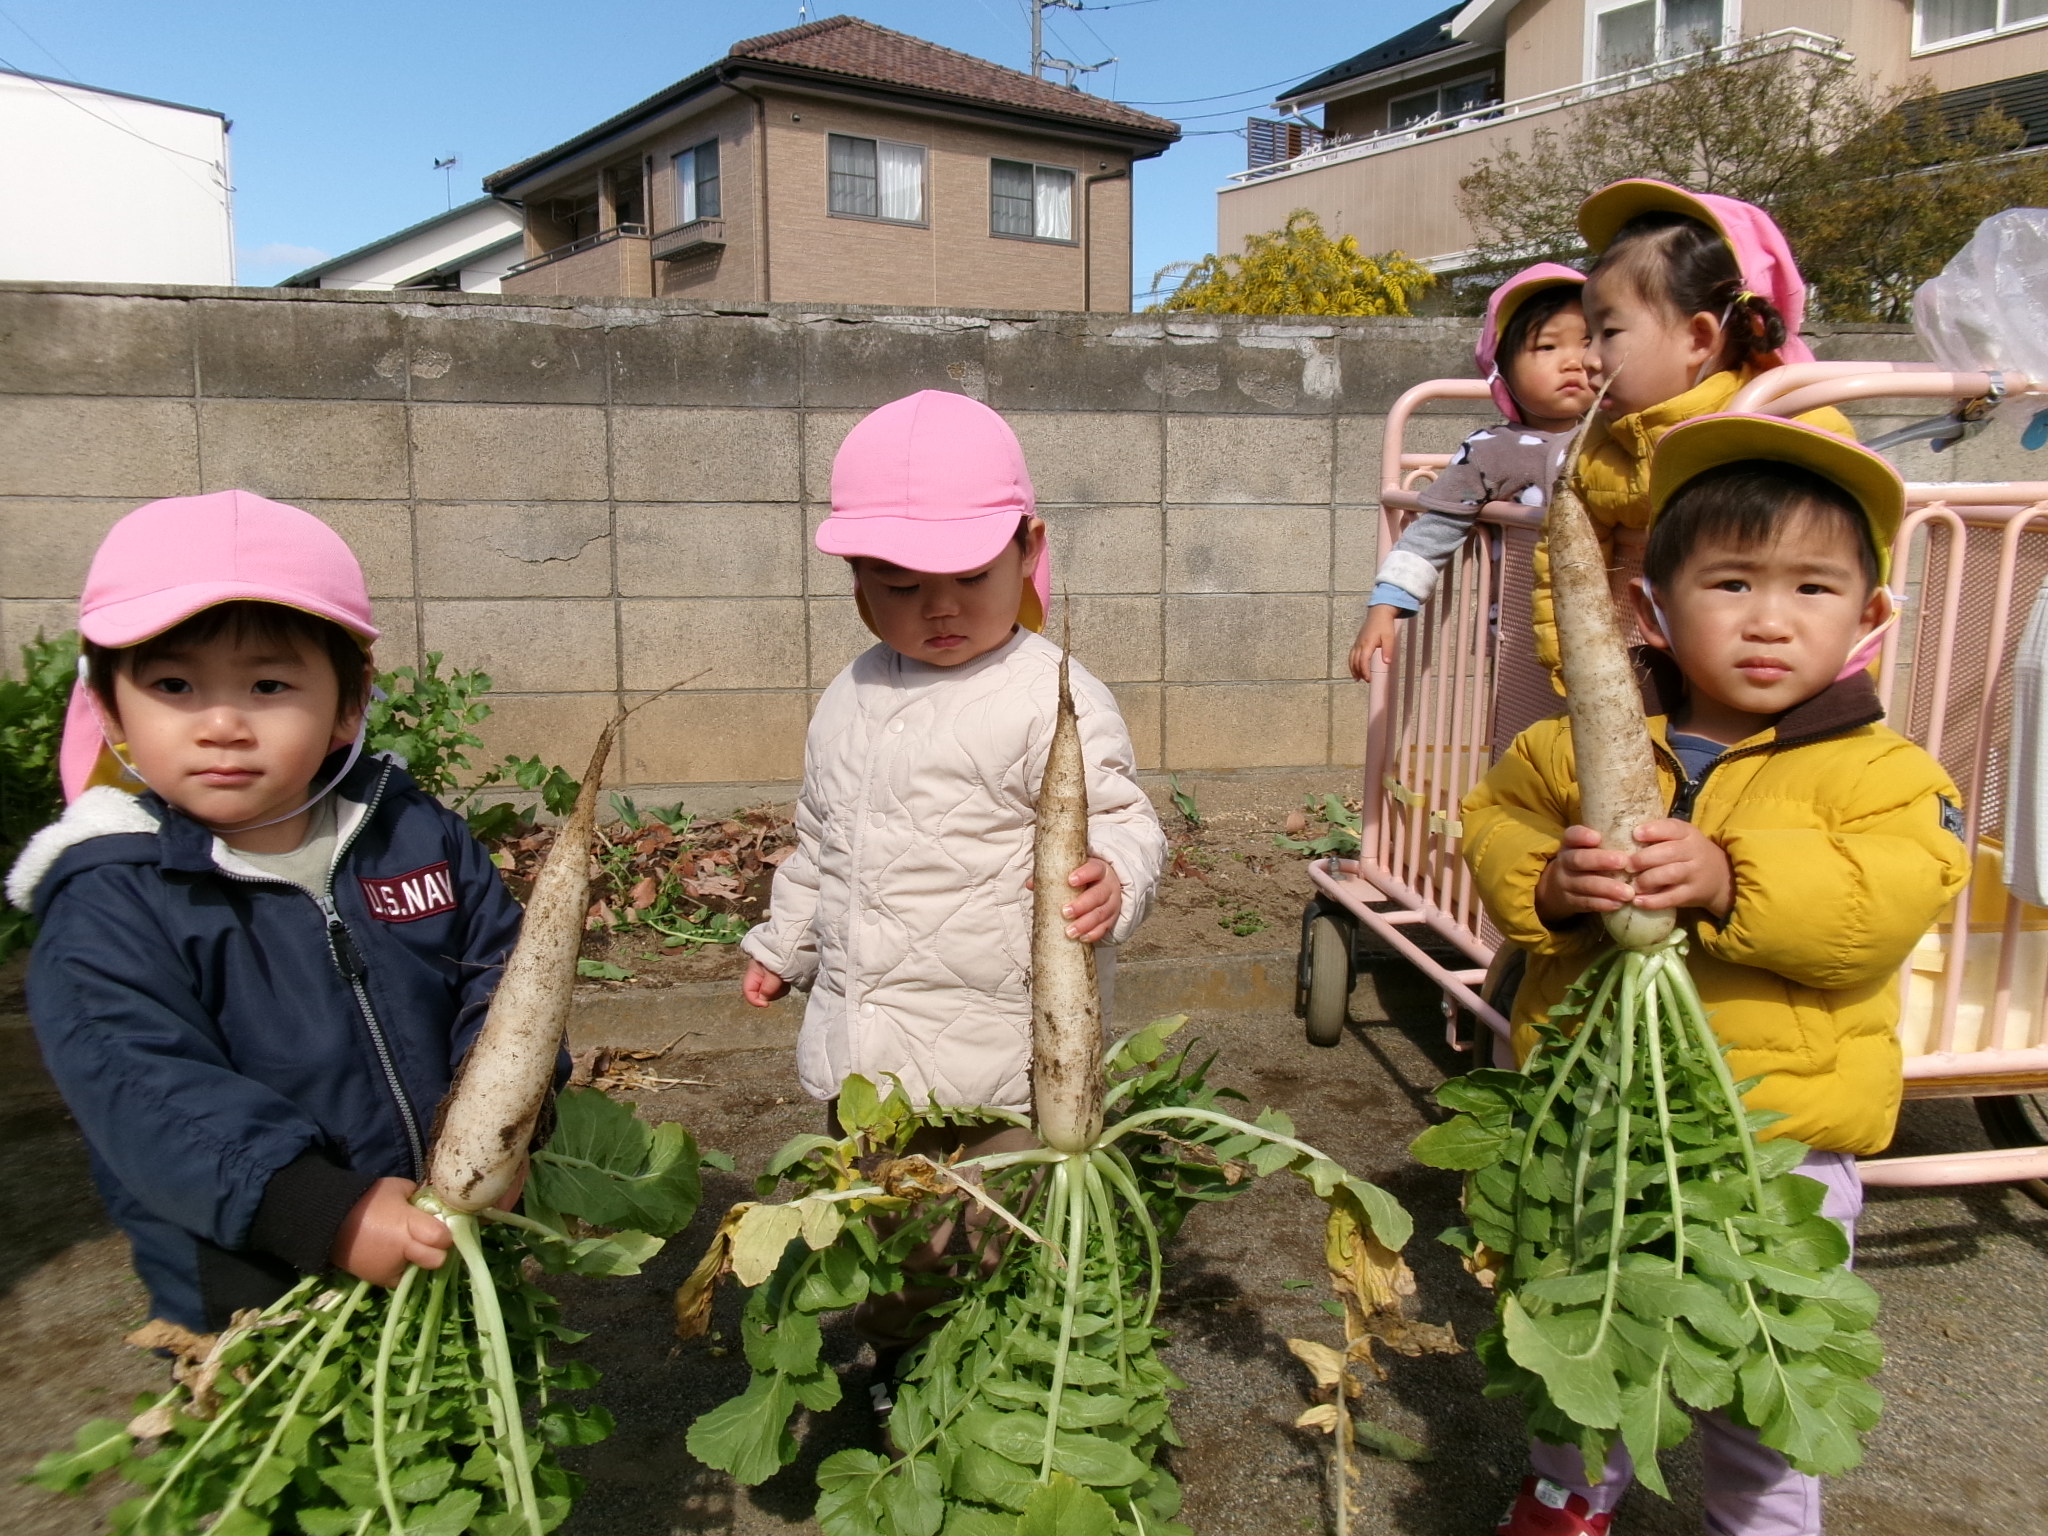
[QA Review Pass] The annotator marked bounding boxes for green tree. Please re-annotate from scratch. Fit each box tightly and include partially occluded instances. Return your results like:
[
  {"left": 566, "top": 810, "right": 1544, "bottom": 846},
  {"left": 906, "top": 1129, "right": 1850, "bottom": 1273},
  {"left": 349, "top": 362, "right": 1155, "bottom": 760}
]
[
  {"left": 1151, "top": 209, "right": 1434, "bottom": 316},
  {"left": 1776, "top": 99, "right": 2048, "bottom": 322},
  {"left": 1454, "top": 36, "right": 2048, "bottom": 321}
]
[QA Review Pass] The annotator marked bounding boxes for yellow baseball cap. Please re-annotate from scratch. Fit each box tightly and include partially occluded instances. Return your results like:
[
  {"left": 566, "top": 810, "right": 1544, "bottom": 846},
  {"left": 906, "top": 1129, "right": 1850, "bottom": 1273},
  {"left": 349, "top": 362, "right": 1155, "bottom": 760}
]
[{"left": 1650, "top": 414, "right": 1903, "bottom": 583}]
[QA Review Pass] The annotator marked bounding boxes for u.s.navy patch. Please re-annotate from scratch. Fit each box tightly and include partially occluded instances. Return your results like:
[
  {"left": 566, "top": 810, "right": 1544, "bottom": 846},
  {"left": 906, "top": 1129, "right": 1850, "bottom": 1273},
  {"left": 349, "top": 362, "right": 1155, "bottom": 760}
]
[
  {"left": 360, "top": 862, "right": 458, "bottom": 922},
  {"left": 1938, "top": 795, "right": 1965, "bottom": 840}
]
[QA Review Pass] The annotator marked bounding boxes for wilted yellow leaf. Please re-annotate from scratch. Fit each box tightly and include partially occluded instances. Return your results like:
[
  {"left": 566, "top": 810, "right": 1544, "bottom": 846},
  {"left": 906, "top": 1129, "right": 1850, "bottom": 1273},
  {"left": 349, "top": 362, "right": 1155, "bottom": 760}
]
[
  {"left": 1295, "top": 1403, "right": 1341, "bottom": 1433},
  {"left": 730, "top": 1201, "right": 807, "bottom": 1286},
  {"left": 799, "top": 1196, "right": 845, "bottom": 1250},
  {"left": 1287, "top": 1336, "right": 1367, "bottom": 1399},
  {"left": 673, "top": 1202, "right": 749, "bottom": 1338},
  {"left": 1324, "top": 1196, "right": 1461, "bottom": 1359}
]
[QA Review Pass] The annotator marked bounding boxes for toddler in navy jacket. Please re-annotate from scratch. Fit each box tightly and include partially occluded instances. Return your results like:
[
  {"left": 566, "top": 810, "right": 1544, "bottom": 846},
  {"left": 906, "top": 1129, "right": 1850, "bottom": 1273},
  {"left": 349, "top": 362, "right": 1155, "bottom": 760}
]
[{"left": 8, "top": 492, "right": 523, "bottom": 1331}]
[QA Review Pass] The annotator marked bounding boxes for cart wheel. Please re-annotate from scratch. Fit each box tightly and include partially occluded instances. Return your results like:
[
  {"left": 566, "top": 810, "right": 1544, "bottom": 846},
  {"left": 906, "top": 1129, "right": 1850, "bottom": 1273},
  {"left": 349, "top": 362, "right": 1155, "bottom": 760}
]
[
  {"left": 1304, "top": 914, "right": 1355, "bottom": 1047},
  {"left": 1972, "top": 1095, "right": 2048, "bottom": 1209}
]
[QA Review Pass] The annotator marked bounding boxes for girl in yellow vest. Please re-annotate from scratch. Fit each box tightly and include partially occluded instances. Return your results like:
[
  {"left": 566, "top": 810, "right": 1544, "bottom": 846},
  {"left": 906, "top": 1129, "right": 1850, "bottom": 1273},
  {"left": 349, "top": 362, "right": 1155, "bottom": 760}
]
[{"left": 1529, "top": 181, "right": 1854, "bottom": 677}]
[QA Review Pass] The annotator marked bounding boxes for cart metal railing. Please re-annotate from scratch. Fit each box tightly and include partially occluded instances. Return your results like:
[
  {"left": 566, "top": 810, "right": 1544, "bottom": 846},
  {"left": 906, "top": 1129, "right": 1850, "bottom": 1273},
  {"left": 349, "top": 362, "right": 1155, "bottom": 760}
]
[{"left": 1306, "top": 363, "right": 2048, "bottom": 1189}]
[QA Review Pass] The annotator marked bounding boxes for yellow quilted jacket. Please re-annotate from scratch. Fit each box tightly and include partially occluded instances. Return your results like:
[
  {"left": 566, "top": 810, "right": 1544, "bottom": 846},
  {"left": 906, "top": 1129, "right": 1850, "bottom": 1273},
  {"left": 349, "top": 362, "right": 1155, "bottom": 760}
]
[
  {"left": 1528, "top": 368, "right": 1857, "bottom": 675},
  {"left": 1462, "top": 667, "right": 1968, "bottom": 1156}
]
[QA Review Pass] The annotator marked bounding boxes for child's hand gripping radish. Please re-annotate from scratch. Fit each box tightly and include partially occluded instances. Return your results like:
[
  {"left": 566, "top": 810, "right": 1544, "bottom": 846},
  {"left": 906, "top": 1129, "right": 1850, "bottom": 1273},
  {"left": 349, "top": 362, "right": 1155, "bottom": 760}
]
[{"left": 1539, "top": 389, "right": 1675, "bottom": 950}]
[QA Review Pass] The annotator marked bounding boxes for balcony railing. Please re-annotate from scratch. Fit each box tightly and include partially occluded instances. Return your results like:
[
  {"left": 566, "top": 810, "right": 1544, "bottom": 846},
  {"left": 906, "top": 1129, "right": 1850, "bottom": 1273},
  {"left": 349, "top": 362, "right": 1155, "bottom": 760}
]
[
  {"left": 651, "top": 219, "right": 726, "bottom": 261},
  {"left": 1229, "top": 28, "right": 1852, "bottom": 185},
  {"left": 501, "top": 222, "right": 649, "bottom": 279}
]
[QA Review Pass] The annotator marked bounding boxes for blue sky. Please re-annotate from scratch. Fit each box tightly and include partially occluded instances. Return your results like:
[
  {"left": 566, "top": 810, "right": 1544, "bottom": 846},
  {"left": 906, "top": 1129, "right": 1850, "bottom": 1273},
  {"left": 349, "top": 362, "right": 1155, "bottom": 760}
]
[{"left": 0, "top": 0, "right": 1446, "bottom": 296}]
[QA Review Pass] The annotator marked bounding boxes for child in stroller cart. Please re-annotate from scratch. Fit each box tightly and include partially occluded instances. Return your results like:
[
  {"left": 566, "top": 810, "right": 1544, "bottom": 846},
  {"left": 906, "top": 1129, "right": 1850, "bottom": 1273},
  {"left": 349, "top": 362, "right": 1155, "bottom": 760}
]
[{"left": 1349, "top": 263, "right": 1589, "bottom": 678}]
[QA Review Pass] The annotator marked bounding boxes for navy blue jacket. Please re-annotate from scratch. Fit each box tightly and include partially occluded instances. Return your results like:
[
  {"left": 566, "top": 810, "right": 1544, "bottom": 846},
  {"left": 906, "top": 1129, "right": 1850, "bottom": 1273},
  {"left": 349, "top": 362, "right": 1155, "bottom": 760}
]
[{"left": 20, "top": 753, "right": 524, "bottom": 1329}]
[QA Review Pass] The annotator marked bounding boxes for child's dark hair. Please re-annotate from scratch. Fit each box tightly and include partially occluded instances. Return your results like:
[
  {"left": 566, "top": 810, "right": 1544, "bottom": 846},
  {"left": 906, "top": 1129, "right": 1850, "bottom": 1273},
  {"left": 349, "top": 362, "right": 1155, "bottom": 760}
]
[
  {"left": 1498, "top": 283, "right": 1584, "bottom": 372},
  {"left": 1592, "top": 212, "right": 1786, "bottom": 373},
  {"left": 85, "top": 601, "right": 371, "bottom": 719},
  {"left": 1644, "top": 462, "right": 1879, "bottom": 592}
]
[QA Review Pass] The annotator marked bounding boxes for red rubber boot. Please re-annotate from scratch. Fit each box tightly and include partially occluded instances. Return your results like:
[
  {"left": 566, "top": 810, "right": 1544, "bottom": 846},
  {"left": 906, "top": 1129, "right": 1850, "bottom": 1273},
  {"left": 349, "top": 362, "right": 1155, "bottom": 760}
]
[{"left": 1495, "top": 1476, "right": 1614, "bottom": 1535}]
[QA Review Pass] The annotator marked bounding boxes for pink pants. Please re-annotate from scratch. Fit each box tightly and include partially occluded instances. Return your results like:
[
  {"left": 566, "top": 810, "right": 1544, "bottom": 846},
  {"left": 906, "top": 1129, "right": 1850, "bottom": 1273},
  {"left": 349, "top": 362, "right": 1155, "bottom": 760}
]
[{"left": 1526, "top": 1150, "right": 1864, "bottom": 1536}]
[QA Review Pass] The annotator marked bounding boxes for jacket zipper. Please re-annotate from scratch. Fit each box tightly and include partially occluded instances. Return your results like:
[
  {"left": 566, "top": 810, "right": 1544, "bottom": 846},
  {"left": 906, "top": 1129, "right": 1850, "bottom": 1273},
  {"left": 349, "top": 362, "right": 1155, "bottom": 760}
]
[
  {"left": 207, "top": 762, "right": 426, "bottom": 1178},
  {"left": 1655, "top": 726, "right": 1863, "bottom": 823}
]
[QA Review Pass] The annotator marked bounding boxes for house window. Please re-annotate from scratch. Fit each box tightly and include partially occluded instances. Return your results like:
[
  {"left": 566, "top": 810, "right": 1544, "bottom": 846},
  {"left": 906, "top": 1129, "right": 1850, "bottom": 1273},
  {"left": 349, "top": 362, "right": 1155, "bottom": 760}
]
[
  {"left": 1388, "top": 73, "right": 1498, "bottom": 130},
  {"left": 674, "top": 140, "right": 719, "bottom": 224},
  {"left": 1593, "top": 0, "right": 1725, "bottom": 75},
  {"left": 828, "top": 134, "right": 926, "bottom": 224},
  {"left": 1916, "top": 0, "right": 2048, "bottom": 49},
  {"left": 990, "top": 160, "right": 1075, "bottom": 241}
]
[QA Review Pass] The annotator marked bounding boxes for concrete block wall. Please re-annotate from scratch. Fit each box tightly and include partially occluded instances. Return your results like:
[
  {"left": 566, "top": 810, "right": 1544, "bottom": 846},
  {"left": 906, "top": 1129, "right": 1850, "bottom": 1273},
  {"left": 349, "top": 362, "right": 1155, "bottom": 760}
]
[{"left": 0, "top": 283, "right": 1923, "bottom": 803}]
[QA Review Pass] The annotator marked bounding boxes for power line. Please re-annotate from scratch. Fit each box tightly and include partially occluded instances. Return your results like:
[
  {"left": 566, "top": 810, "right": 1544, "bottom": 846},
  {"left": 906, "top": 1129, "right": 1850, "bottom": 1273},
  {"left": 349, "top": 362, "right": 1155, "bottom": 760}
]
[
  {"left": 0, "top": 53, "right": 225, "bottom": 171},
  {"left": 0, "top": 2, "right": 78, "bottom": 80},
  {"left": 1117, "top": 70, "right": 1313, "bottom": 106}
]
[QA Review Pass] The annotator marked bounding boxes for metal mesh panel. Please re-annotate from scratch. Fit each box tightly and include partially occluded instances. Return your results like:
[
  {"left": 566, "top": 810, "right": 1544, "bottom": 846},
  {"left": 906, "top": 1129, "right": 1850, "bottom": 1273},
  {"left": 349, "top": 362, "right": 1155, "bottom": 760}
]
[
  {"left": 1893, "top": 512, "right": 2048, "bottom": 843},
  {"left": 1491, "top": 525, "right": 1560, "bottom": 755}
]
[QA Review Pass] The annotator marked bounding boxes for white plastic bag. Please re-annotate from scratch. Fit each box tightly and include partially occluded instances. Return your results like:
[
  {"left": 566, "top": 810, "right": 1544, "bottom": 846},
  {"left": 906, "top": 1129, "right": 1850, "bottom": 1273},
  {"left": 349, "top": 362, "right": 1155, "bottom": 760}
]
[{"left": 1914, "top": 208, "right": 2048, "bottom": 380}]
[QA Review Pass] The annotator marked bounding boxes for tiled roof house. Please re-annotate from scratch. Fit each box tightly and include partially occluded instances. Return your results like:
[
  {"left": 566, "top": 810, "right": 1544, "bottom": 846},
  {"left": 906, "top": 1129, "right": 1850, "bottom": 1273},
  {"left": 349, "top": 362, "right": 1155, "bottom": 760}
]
[{"left": 485, "top": 14, "right": 1179, "bottom": 310}]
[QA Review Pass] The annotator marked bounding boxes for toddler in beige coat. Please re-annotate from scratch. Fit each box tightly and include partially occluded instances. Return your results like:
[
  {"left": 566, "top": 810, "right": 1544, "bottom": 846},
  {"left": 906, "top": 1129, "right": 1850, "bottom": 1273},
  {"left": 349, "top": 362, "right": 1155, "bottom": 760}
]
[{"left": 740, "top": 391, "right": 1165, "bottom": 1379}]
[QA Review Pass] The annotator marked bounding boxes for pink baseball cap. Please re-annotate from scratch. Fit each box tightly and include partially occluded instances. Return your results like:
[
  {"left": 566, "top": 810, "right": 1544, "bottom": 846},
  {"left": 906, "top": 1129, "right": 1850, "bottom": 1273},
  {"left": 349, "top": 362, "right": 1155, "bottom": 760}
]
[
  {"left": 1478, "top": 262, "right": 1586, "bottom": 422},
  {"left": 818, "top": 391, "right": 1050, "bottom": 632},
  {"left": 1578, "top": 180, "right": 1815, "bottom": 366},
  {"left": 61, "top": 490, "right": 378, "bottom": 801}
]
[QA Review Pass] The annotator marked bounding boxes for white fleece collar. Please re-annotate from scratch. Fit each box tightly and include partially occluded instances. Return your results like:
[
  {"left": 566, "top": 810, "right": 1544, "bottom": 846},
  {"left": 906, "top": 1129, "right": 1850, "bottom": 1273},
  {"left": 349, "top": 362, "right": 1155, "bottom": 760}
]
[{"left": 6, "top": 786, "right": 162, "bottom": 911}]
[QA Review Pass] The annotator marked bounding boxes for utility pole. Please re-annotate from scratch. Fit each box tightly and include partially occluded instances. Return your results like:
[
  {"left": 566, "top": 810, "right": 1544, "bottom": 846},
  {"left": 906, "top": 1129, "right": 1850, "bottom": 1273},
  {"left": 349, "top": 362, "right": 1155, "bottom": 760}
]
[
  {"left": 1030, "top": 0, "right": 1114, "bottom": 86},
  {"left": 434, "top": 156, "right": 460, "bottom": 211}
]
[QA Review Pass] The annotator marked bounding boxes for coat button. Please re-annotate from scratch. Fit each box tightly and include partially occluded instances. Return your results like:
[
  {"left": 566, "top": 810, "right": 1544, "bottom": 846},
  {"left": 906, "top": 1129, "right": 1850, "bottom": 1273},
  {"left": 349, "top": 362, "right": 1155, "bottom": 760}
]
[{"left": 890, "top": 719, "right": 905, "bottom": 733}]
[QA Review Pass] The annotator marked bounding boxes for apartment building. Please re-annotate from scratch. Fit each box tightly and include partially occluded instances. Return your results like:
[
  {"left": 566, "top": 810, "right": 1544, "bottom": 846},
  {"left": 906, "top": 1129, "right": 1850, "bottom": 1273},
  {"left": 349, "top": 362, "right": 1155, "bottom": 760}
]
[
  {"left": 1222, "top": 0, "right": 2048, "bottom": 270},
  {"left": 483, "top": 14, "right": 1179, "bottom": 310}
]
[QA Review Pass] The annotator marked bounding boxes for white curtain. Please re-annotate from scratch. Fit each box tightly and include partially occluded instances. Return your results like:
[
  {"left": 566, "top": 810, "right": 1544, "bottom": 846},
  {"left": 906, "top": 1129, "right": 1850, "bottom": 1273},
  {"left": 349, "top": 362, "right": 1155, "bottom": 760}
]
[
  {"left": 1662, "top": 0, "right": 1723, "bottom": 54},
  {"left": 1035, "top": 168, "right": 1073, "bottom": 241},
  {"left": 675, "top": 149, "right": 698, "bottom": 224},
  {"left": 1916, "top": 0, "right": 1997, "bottom": 42},
  {"left": 878, "top": 142, "right": 924, "bottom": 223},
  {"left": 1595, "top": 1, "right": 1654, "bottom": 73}
]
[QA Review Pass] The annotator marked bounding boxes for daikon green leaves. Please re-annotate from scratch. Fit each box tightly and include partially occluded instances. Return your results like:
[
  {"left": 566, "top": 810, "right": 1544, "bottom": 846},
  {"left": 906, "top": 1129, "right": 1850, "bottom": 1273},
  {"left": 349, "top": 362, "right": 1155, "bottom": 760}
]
[
  {"left": 684, "top": 1022, "right": 1415, "bottom": 1536},
  {"left": 1412, "top": 941, "right": 1883, "bottom": 1493},
  {"left": 31, "top": 1089, "right": 714, "bottom": 1535}
]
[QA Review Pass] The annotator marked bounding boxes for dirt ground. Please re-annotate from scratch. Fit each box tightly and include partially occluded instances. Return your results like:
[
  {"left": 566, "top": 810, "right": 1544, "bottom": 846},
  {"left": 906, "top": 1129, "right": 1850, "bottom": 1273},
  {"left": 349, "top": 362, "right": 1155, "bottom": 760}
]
[
  {"left": 5, "top": 943, "right": 2048, "bottom": 1536},
  {"left": 565, "top": 773, "right": 1355, "bottom": 990}
]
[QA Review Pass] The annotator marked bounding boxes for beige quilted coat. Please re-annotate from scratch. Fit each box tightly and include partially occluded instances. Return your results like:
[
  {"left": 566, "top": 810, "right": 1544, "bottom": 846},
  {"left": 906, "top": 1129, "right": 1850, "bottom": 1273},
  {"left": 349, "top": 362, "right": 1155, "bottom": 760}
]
[{"left": 742, "top": 629, "right": 1166, "bottom": 1111}]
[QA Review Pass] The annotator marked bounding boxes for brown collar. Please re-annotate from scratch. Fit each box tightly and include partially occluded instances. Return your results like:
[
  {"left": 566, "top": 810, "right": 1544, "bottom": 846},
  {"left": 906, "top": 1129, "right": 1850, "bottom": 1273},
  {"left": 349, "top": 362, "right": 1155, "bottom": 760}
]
[{"left": 1635, "top": 646, "right": 1883, "bottom": 748}]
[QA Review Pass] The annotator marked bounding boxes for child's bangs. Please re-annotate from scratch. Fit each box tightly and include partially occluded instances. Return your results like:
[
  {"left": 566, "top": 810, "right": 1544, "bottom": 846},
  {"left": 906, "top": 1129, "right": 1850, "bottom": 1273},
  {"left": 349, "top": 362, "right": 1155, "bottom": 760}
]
[
  {"left": 1645, "top": 462, "right": 1879, "bottom": 590},
  {"left": 88, "top": 600, "right": 370, "bottom": 713},
  {"left": 1499, "top": 284, "right": 1584, "bottom": 362}
]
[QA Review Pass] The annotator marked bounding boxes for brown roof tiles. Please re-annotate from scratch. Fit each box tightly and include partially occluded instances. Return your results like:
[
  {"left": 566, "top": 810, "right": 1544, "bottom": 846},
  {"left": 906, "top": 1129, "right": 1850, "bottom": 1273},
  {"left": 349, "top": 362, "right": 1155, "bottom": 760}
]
[
  {"left": 729, "top": 15, "right": 1177, "bottom": 136},
  {"left": 486, "top": 12, "right": 1175, "bottom": 193}
]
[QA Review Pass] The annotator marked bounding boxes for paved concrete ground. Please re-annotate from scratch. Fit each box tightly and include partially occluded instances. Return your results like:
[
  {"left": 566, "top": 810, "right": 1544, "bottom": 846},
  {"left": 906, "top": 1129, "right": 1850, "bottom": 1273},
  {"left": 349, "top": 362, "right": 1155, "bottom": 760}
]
[{"left": 5, "top": 956, "right": 2047, "bottom": 1535}]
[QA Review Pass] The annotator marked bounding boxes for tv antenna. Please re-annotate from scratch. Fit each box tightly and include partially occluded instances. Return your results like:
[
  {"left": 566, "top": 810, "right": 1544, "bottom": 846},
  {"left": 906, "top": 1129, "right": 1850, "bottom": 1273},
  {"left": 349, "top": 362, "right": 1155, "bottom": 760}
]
[
  {"left": 434, "top": 155, "right": 460, "bottom": 210},
  {"left": 1030, "top": 0, "right": 1114, "bottom": 86}
]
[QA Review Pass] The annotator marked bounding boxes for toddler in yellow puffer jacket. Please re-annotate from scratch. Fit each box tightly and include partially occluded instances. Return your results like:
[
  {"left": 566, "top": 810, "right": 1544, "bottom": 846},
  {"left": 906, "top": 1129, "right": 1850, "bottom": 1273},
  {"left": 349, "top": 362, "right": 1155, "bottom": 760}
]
[
  {"left": 1468, "top": 415, "right": 1968, "bottom": 1536},
  {"left": 1529, "top": 180, "right": 1854, "bottom": 679}
]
